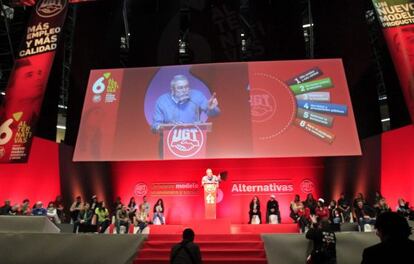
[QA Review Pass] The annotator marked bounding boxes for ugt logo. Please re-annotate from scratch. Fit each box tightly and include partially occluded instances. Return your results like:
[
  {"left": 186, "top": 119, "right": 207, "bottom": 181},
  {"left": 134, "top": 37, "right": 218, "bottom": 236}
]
[
  {"left": 36, "top": 0, "right": 67, "bottom": 18},
  {"left": 167, "top": 125, "right": 204, "bottom": 158},
  {"left": 250, "top": 88, "right": 276, "bottom": 123}
]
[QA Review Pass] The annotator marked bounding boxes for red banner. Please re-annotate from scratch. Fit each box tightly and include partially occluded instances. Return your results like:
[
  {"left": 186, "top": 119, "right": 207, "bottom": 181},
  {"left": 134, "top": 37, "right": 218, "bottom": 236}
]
[
  {"left": 0, "top": 0, "right": 68, "bottom": 163},
  {"left": 372, "top": 0, "right": 414, "bottom": 122}
]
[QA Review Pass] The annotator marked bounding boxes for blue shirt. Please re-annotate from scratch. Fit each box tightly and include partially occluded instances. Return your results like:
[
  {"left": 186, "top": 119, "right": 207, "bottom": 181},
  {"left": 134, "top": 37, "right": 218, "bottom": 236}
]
[
  {"left": 152, "top": 90, "right": 220, "bottom": 131},
  {"left": 32, "top": 208, "right": 47, "bottom": 216}
]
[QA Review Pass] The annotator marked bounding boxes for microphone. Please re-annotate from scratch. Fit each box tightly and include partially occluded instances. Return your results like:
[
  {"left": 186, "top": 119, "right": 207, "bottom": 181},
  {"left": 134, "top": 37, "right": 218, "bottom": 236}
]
[{"left": 189, "top": 99, "right": 200, "bottom": 123}]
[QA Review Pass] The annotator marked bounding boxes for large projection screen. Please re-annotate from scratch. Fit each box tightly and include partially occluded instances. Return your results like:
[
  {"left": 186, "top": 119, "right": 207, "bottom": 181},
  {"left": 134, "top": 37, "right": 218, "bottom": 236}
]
[{"left": 74, "top": 59, "right": 361, "bottom": 161}]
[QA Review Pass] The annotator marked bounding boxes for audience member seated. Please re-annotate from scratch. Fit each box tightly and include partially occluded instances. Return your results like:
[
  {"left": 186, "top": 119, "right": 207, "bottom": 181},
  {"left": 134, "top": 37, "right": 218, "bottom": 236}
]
[
  {"left": 95, "top": 202, "right": 110, "bottom": 233},
  {"left": 140, "top": 196, "right": 150, "bottom": 222},
  {"left": 21, "top": 199, "right": 31, "bottom": 216},
  {"left": 375, "top": 198, "right": 391, "bottom": 217},
  {"left": 328, "top": 200, "right": 342, "bottom": 232},
  {"left": 337, "top": 193, "right": 352, "bottom": 222},
  {"left": 113, "top": 196, "right": 123, "bottom": 215},
  {"left": 153, "top": 199, "right": 165, "bottom": 225},
  {"left": 304, "top": 193, "right": 318, "bottom": 215},
  {"left": 248, "top": 196, "right": 262, "bottom": 224},
  {"left": 55, "top": 195, "right": 66, "bottom": 223},
  {"left": 116, "top": 205, "right": 130, "bottom": 234},
  {"left": 128, "top": 197, "right": 137, "bottom": 222},
  {"left": 89, "top": 195, "right": 98, "bottom": 212},
  {"left": 0, "top": 200, "right": 12, "bottom": 215},
  {"left": 373, "top": 191, "right": 384, "bottom": 208},
  {"left": 136, "top": 204, "right": 149, "bottom": 233},
  {"left": 297, "top": 206, "right": 312, "bottom": 233},
  {"left": 170, "top": 228, "right": 202, "bottom": 264},
  {"left": 10, "top": 204, "right": 20, "bottom": 215},
  {"left": 361, "top": 212, "right": 414, "bottom": 264},
  {"left": 32, "top": 201, "right": 47, "bottom": 216},
  {"left": 266, "top": 195, "right": 281, "bottom": 224},
  {"left": 306, "top": 219, "right": 337, "bottom": 264},
  {"left": 355, "top": 200, "right": 376, "bottom": 232},
  {"left": 396, "top": 198, "right": 411, "bottom": 218},
  {"left": 315, "top": 198, "right": 330, "bottom": 221},
  {"left": 73, "top": 203, "right": 93, "bottom": 233},
  {"left": 46, "top": 202, "right": 61, "bottom": 224},
  {"left": 353, "top": 192, "right": 366, "bottom": 211},
  {"left": 290, "top": 194, "right": 303, "bottom": 223},
  {"left": 69, "top": 196, "right": 83, "bottom": 224}
]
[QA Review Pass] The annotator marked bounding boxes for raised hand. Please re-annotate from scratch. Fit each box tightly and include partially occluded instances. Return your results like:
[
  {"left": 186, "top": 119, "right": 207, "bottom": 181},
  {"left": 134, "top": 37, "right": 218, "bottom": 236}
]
[{"left": 208, "top": 92, "right": 218, "bottom": 110}]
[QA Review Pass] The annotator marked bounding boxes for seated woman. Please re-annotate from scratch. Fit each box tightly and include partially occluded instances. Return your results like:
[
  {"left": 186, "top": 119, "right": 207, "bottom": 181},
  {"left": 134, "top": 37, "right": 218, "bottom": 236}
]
[
  {"left": 248, "top": 196, "right": 262, "bottom": 224},
  {"left": 46, "top": 201, "right": 61, "bottom": 224},
  {"left": 290, "top": 194, "right": 303, "bottom": 223},
  {"left": 95, "top": 202, "right": 110, "bottom": 233},
  {"left": 127, "top": 197, "right": 137, "bottom": 223},
  {"left": 135, "top": 204, "right": 149, "bottom": 233},
  {"left": 376, "top": 198, "right": 391, "bottom": 217},
  {"left": 153, "top": 199, "right": 165, "bottom": 225},
  {"left": 315, "top": 198, "right": 330, "bottom": 221},
  {"left": 396, "top": 198, "right": 411, "bottom": 218}
]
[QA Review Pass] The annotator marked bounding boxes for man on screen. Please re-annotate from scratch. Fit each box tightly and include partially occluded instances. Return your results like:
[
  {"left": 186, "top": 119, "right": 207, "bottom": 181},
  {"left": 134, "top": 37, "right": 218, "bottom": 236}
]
[{"left": 152, "top": 75, "right": 220, "bottom": 131}]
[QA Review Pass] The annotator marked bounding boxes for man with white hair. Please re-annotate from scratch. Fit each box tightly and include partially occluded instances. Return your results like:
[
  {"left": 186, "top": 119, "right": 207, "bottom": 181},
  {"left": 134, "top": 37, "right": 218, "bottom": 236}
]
[
  {"left": 201, "top": 168, "right": 221, "bottom": 187},
  {"left": 152, "top": 74, "right": 220, "bottom": 131}
]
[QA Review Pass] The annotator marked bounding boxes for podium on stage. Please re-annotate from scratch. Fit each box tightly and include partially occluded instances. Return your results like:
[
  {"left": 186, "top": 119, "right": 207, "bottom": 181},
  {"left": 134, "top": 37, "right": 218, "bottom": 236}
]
[
  {"left": 203, "top": 183, "right": 218, "bottom": 219},
  {"left": 158, "top": 123, "right": 212, "bottom": 159}
]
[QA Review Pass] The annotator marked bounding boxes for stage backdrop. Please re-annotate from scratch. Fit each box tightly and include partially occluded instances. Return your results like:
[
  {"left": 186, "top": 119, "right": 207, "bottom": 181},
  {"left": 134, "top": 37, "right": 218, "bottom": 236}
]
[
  {"left": 0, "top": 137, "right": 60, "bottom": 204},
  {"left": 74, "top": 59, "right": 361, "bottom": 161},
  {"left": 111, "top": 158, "right": 322, "bottom": 224},
  {"left": 381, "top": 124, "right": 414, "bottom": 209}
]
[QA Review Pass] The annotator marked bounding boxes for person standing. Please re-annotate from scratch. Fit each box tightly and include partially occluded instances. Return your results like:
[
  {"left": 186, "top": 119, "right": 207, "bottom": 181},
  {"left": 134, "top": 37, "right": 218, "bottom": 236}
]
[
  {"left": 170, "top": 228, "right": 202, "bottom": 264},
  {"left": 201, "top": 168, "right": 221, "bottom": 187},
  {"left": 306, "top": 219, "right": 337, "bottom": 264}
]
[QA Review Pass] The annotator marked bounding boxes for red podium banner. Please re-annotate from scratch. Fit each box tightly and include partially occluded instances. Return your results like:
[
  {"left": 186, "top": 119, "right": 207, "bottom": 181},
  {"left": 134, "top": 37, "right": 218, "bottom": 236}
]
[
  {"left": 159, "top": 123, "right": 212, "bottom": 159},
  {"left": 204, "top": 183, "right": 218, "bottom": 219}
]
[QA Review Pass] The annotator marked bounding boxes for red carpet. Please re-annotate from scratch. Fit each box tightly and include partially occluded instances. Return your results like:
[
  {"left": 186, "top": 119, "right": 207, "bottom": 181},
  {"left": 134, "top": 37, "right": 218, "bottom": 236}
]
[
  {"left": 149, "top": 222, "right": 299, "bottom": 234},
  {"left": 134, "top": 234, "right": 267, "bottom": 264}
]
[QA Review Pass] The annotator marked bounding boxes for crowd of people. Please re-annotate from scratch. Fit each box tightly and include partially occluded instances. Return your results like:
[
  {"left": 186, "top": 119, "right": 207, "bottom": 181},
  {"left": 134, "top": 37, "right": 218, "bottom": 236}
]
[
  {"left": 0, "top": 195, "right": 165, "bottom": 234},
  {"left": 246, "top": 192, "right": 414, "bottom": 234},
  {"left": 1, "top": 191, "right": 413, "bottom": 235}
]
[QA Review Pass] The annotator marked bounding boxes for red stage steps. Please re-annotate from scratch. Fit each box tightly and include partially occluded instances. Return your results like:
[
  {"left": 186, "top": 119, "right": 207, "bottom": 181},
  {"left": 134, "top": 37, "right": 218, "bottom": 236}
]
[{"left": 134, "top": 234, "right": 268, "bottom": 264}]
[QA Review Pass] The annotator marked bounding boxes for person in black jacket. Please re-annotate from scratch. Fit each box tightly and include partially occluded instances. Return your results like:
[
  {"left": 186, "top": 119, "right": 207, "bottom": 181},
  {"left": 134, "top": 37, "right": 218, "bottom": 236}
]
[
  {"left": 266, "top": 195, "right": 281, "bottom": 224},
  {"left": 170, "top": 228, "right": 202, "bottom": 264},
  {"left": 361, "top": 212, "right": 414, "bottom": 264},
  {"left": 306, "top": 219, "right": 337, "bottom": 264},
  {"left": 249, "top": 196, "right": 262, "bottom": 224}
]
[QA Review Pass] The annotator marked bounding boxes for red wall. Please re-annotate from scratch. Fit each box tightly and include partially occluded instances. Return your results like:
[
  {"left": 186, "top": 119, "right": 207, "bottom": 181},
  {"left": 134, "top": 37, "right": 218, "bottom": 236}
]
[
  {"left": 0, "top": 137, "right": 60, "bottom": 205},
  {"left": 112, "top": 157, "right": 323, "bottom": 224},
  {"left": 381, "top": 124, "right": 414, "bottom": 209}
]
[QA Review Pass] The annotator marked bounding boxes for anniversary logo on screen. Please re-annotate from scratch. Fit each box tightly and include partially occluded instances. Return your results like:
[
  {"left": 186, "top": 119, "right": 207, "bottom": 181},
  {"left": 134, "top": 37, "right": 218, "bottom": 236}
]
[{"left": 0, "top": 0, "right": 68, "bottom": 163}]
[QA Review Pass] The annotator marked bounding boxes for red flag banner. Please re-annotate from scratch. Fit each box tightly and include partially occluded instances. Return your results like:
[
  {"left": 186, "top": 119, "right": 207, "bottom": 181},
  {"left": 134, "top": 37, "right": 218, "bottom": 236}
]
[
  {"left": 372, "top": 0, "right": 414, "bottom": 123},
  {"left": 0, "top": 0, "right": 68, "bottom": 163}
]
